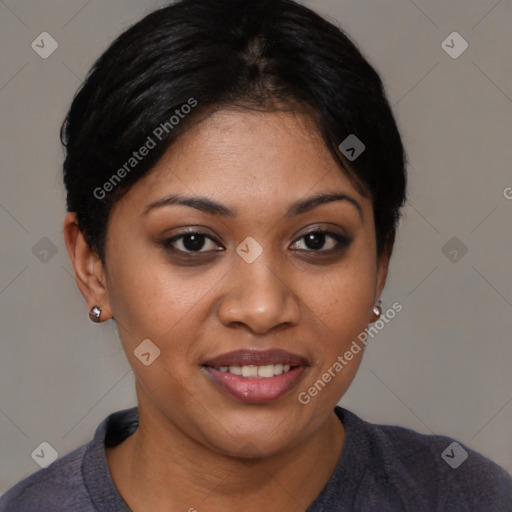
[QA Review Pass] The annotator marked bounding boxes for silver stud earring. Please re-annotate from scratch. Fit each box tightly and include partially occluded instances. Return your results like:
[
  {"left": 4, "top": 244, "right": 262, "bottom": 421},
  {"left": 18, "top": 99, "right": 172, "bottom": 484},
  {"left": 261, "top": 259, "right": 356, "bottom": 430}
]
[
  {"left": 89, "top": 305, "right": 102, "bottom": 323},
  {"left": 372, "top": 299, "right": 383, "bottom": 319}
]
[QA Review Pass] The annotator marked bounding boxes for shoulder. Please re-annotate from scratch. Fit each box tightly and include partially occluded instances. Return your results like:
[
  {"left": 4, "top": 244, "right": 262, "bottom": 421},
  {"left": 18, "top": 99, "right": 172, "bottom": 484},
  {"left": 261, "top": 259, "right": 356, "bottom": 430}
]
[
  {"left": 0, "top": 444, "right": 94, "bottom": 512},
  {"left": 0, "top": 407, "right": 138, "bottom": 512},
  {"left": 338, "top": 408, "right": 512, "bottom": 511}
]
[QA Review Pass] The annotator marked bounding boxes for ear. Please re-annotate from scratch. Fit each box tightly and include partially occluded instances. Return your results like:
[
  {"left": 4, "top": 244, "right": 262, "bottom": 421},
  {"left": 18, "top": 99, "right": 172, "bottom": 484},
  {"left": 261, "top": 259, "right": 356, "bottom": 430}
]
[
  {"left": 63, "top": 212, "right": 113, "bottom": 321},
  {"left": 375, "top": 250, "right": 390, "bottom": 302}
]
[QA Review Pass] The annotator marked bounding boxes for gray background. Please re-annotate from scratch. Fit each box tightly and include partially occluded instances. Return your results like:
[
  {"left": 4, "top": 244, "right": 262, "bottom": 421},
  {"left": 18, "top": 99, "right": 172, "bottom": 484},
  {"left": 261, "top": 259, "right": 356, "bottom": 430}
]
[{"left": 1, "top": 0, "right": 511, "bottom": 494}]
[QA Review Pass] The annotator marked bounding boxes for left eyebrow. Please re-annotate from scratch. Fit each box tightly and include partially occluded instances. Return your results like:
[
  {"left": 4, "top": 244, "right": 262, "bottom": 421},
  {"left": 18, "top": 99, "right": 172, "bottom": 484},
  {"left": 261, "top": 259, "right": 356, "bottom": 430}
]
[
  {"left": 142, "top": 192, "right": 363, "bottom": 220},
  {"left": 285, "top": 193, "right": 363, "bottom": 220}
]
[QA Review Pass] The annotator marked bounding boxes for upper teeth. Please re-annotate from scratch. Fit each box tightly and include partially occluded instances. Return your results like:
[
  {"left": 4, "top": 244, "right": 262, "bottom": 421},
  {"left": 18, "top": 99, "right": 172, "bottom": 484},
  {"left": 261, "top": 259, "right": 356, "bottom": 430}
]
[{"left": 215, "top": 364, "right": 291, "bottom": 378}]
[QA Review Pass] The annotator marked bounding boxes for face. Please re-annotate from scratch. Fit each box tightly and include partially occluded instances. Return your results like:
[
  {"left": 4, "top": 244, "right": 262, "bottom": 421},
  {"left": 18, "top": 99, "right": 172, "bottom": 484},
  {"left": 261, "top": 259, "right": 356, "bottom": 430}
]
[{"left": 96, "top": 109, "right": 387, "bottom": 457}]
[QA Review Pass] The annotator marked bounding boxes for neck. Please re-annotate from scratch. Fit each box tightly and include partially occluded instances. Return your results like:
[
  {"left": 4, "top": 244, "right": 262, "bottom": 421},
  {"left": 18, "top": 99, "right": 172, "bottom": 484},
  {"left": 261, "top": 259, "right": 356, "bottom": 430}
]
[{"left": 107, "top": 392, "right": 345, "bottom": 512}]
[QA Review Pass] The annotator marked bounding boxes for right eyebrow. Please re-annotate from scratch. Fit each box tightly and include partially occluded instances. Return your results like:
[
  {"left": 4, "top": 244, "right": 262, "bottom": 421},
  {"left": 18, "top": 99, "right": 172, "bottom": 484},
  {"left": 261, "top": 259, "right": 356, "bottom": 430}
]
[{"left": 142, "top": 195, "right": 235, "bottom": 217}]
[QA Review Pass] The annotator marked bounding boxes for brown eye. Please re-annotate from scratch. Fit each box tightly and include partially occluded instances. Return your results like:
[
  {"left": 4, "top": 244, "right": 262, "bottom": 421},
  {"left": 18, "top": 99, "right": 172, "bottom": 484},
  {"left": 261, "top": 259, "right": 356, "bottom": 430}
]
[
  {"left": 290, "top": 230, "right": 351, "bottom": 252},
  {"left": 164, "top": 232, "right": 222, "bottom": 254}
]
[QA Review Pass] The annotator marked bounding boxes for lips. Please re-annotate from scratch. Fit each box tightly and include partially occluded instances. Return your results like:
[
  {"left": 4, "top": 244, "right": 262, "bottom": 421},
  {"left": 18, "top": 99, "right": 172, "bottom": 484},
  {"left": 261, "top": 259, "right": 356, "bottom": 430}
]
[
  {"left": 203, "top": 348, "right": 308, "bottom": 368},
  {"left": 202, "top": 349, "right": 309, "bottom": 404}
]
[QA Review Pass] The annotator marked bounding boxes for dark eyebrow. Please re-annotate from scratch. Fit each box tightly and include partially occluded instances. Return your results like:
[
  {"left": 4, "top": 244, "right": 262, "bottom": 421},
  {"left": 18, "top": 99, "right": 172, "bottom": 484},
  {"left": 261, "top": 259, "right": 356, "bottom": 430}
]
[
  {"left": 143, "top": 195, "right": 235, "bottom": 217},
  {"left": 143, "top": 192, "right": 362, "bottom": 220},
  {"left": 285, "top": 192, "right": 363, "bottom": 220}
]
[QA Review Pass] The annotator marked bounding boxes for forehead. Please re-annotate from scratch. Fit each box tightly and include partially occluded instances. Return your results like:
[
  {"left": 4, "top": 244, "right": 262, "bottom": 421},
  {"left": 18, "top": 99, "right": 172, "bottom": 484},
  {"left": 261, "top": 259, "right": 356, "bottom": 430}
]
[{"left": 120, "top": 109, "right": 366, "bottom": 211}]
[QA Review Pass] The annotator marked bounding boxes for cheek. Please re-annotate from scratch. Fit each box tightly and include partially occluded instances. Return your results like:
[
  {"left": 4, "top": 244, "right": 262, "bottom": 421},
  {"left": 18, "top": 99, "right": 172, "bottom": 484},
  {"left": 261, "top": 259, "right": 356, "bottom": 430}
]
[
  {"left": 107, "top": 261, "right": 202, "bottom": 392},
  {"left": 299, "top": 254, "right": 376, "bottom": 334},
  {"left": 106, "top": 244, "right": 199, "bottom": 334},
  {"left": 295, "top": 271, "right": 373, "bottom": 409},
  {"left": 105, "top": 250, "right": 226, "bottom": 386},
  {"left": 293, "top": 241, "right": 377, "bottom": 394}
]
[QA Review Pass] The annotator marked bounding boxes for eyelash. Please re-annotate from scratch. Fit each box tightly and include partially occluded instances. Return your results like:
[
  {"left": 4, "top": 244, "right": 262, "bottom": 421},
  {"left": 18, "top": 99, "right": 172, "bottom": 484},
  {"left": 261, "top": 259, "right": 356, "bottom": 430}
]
[{"left": 162, "top": 229, "right": 352, "bottom": 256}]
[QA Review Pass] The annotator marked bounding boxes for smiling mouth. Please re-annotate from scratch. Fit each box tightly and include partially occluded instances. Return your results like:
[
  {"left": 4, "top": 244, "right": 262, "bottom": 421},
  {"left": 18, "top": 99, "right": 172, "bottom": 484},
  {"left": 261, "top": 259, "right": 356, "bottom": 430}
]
[
  {"left": 201, "top": 348, "right": 308, "bottom": 403},
  {"left": 202, "top": 348, "right": 308, "bottom": 374},
  {"left": 209, "top": 363, "right": 293, "bottom": 378}
]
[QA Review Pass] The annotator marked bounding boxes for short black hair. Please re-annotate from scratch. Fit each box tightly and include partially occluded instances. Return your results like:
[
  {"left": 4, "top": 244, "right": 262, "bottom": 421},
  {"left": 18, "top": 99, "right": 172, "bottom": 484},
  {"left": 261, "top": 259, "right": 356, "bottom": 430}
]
[{"left": 61, "top": 0, "right": 407, "bottom": 262}]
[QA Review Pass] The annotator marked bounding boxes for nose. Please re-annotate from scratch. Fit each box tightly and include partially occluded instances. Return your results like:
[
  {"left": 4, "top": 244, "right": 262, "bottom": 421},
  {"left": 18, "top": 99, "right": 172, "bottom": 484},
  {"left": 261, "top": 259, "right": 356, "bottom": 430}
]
[{"left": 217, "top": 256, "right": 301, "bottom": 335}]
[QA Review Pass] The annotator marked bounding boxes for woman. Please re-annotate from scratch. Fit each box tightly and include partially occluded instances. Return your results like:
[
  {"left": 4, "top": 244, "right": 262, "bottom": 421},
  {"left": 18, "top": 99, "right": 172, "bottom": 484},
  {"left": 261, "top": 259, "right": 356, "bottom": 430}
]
[{"left": 1, "top": 0, "right": 510, "bottom": 510}]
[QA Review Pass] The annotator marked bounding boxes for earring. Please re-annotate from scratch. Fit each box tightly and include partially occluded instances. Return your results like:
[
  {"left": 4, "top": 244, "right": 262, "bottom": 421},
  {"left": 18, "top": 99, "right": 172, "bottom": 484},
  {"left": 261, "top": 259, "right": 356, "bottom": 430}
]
[
  {"left": 372, "top": 299, "right": 382, "bottom": 321},
  {"left": 89, "top": 305, "right": 102, "bottom": 323}
]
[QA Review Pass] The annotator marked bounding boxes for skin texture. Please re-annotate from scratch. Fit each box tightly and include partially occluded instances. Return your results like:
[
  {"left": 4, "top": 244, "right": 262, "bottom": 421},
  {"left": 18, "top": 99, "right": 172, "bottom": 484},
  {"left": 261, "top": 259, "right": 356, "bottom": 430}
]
[{"left": 64, "top": 109, "right": 389, "bottom": 511}]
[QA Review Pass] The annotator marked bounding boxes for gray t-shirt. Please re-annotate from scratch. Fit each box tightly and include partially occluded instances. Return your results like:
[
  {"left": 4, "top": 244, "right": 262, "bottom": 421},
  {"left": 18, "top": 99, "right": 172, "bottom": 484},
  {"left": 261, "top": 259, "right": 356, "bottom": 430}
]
[{"left": 1, "top": 406, "right": 511, "bottom": 511}]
